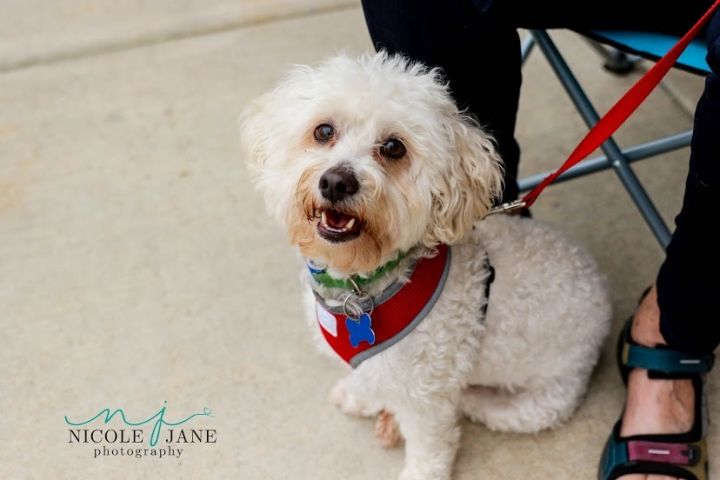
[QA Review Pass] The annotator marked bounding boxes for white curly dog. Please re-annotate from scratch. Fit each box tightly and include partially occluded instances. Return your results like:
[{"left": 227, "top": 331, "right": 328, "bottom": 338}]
[{"left": 241, "top": 52, "right": 612, "bottom": 480}]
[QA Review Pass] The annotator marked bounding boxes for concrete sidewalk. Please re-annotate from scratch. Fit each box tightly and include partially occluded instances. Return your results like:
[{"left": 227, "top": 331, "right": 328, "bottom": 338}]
[{"left": 0, "top": 2, "right": 714, "bottom": 479}]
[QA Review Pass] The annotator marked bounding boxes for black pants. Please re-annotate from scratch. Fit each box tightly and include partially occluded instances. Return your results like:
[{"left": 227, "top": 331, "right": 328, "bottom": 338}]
[{"left": 362, "top": 0, "right": 720, "bottom": 355}]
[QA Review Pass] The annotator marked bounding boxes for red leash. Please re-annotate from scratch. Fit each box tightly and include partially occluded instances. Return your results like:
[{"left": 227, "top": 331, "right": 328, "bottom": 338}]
[{"left": 492, "top": 0, "right": 720, "bottom": 214}]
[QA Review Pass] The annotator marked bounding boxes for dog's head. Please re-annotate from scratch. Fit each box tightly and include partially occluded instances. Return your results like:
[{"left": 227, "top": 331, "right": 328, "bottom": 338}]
[{"left": 241, "top": 52, "right": 503, "bottom": 274}]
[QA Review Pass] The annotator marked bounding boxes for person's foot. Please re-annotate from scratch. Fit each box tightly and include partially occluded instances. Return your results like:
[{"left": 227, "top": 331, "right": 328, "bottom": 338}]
[{"left": 617, "top": 286, "right": 695, "bottom": 480}]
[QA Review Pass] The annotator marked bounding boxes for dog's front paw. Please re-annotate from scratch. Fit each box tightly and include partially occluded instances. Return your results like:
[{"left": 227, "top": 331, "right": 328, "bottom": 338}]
[
  {"left": 329, "top": 378, "right": 378, "bottom": 417},
  {"left": 374, "top": 410, "right": 402, "bottom": 448}
]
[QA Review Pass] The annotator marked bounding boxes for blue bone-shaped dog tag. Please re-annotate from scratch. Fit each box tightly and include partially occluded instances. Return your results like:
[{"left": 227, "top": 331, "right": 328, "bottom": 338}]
[{"left": 346, "top": 313, "right": 376, "bottom": 348}]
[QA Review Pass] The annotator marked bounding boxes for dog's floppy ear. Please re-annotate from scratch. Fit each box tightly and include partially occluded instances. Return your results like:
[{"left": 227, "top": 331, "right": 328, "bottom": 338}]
[
  {"left": 240, "top": 64, "right": 316, "bottom": 176},
  {"left": 239, "top": 94, "right": 273, "bottom": 176},
  {"left": 424, "top": 115, "right": 504, "bottom": 245}
]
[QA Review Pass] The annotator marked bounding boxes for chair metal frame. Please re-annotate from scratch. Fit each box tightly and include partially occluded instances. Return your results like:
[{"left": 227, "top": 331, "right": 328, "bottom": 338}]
[{"left": 518, "top": 31, "right": 696, "bottom": 248}]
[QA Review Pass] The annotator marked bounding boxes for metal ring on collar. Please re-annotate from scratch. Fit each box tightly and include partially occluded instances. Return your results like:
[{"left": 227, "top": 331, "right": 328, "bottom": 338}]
[{"left": 342, "top": 292, "right": 374, "bottom": 320}]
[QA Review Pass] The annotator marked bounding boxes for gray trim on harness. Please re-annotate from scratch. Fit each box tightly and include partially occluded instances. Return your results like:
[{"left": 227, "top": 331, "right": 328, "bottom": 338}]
[{"left": 348, "top": 247, "right": 453, "bottom": 368}]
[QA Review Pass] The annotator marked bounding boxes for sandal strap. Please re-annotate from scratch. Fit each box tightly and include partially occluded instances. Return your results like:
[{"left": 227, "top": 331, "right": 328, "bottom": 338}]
[
  {"left": 627, "top": 439, "right": 705, "bottom": 466},
  {"left": 619, "top": 326, "right": 714, "bottom": 376},
  {"left": 600, "top": 424, "right": 709, "bottom": 480},
  {"left": 624, "top": 343, "right": 714, "bottom": 374}
]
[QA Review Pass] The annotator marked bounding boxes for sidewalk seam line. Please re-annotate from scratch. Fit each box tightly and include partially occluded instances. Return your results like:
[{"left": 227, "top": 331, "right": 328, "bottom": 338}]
[{"left": 0, "top": 3, "right": 359, "bottom": 74}]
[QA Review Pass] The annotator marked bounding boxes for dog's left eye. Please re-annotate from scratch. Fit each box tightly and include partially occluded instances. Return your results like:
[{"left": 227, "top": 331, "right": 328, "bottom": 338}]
[{"left": 379, "top": 138, "right": 406, "bottom": 160}]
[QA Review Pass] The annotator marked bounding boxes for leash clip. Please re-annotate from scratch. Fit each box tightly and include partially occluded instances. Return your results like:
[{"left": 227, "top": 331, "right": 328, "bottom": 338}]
[{"left": 488, "top": 199, "right": 527, "bottom": 215}]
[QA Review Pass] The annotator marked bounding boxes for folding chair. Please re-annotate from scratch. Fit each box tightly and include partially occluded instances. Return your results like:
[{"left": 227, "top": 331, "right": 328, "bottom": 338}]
[{"left": 518, "top": 30, "right": 711, "bottom": 248}]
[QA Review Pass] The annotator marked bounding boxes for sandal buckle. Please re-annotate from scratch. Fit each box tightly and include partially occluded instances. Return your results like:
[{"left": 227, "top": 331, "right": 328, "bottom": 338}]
[{"left": 627, "top": 440, "right": 701, "bottom": 466}]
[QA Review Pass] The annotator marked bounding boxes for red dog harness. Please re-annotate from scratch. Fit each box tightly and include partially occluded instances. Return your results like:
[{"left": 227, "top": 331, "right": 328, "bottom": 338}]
[{"left": 314, "top": 245, "right": 452, "bottom": 368}]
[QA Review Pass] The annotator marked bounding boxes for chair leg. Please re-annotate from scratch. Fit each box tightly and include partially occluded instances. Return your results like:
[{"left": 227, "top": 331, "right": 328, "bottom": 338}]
[
  {"left": 528, "top": 29, "right": 672, "bottom": 248},
  {"left": 521, "top": 34, "right": 535, "bottom": 65}
]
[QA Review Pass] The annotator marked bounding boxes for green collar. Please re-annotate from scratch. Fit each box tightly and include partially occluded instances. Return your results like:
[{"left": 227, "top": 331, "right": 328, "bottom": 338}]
[{"left": 308, "top": 250, "right": 411, "bottom": 291}]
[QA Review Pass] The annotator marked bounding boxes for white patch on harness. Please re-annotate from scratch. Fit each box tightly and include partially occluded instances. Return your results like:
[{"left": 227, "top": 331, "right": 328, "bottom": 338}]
[{"left": 316, "top": 303, "right": 337, "bottom": 337}]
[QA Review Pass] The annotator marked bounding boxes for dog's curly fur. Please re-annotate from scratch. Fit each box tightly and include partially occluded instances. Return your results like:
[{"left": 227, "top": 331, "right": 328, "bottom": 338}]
[{"left": 241, "top": 52, "right": 612, "bottom": 480}]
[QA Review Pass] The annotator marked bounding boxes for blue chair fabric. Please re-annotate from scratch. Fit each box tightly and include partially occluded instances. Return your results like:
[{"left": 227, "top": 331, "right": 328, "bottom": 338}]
[{"left": 583, "top": 30, "right": 710, "bottom": 75}]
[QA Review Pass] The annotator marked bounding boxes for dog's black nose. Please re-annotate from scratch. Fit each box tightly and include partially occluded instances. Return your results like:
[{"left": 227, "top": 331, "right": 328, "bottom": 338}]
[{"left": 318, "top": 165, "right": 359, "bottom": 203}]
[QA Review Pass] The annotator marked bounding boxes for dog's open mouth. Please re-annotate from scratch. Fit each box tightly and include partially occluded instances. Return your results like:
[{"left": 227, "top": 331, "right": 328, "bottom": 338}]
[{"left": 317, "top": 208, "right": 363, "bottom": 243}]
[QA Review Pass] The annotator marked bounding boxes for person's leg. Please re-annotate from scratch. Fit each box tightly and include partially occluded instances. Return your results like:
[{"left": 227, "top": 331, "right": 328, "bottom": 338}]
[{"left": 656, "top": 11, "right": 720, "bottom": 356}]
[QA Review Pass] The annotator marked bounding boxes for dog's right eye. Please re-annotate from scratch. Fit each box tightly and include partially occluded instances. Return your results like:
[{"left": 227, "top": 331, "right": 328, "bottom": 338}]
[{"left": 314, "top": 124, "right": 334, "bottom": 143}]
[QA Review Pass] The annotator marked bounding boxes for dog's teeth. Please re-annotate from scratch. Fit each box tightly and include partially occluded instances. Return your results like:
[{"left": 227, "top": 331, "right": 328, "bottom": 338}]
[{"left": 319, "top": 211, "right": 359, "bottom": 235}]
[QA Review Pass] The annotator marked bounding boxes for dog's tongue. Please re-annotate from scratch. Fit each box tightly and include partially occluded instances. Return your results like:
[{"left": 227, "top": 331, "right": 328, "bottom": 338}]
[{"left": 325, "top": 209, "right": 353, "bottom": 229}]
